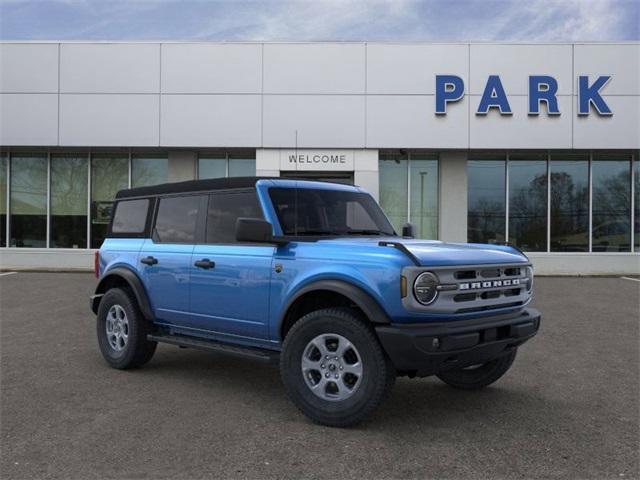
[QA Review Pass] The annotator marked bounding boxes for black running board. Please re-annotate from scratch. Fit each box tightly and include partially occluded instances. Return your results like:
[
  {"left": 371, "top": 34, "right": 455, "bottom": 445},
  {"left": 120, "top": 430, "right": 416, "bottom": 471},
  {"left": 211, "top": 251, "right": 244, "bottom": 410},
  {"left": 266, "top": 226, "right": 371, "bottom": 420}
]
[{"left": 147, "top": 334, "right": 278, "bottom": 363}]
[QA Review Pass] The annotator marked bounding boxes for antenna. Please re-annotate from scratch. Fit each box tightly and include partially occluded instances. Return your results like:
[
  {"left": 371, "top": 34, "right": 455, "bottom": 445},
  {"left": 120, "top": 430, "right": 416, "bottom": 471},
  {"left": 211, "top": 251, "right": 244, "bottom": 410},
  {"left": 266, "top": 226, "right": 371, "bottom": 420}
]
[{"left": 294, "top": 129, "right": 298, "bottom": 236}]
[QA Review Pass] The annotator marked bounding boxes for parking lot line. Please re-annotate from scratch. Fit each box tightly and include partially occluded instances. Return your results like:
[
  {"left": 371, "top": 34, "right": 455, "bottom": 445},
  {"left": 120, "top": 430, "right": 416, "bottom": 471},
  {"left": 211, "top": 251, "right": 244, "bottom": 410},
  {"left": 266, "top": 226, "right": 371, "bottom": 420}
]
[
  {"left": 620, "top": 276, "right": 640, "bottom": 282},
  {"left": 0, "top": 271, "right": 17, "bottom": 277}
]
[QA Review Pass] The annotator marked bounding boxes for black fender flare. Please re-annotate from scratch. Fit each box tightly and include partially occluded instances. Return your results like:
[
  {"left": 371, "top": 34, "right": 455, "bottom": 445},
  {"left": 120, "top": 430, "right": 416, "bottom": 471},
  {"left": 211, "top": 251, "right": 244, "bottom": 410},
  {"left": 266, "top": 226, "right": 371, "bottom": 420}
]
[
  {"left": 279, "top": 279, "right": 391, "bottom": 333},
  {"left": 92, "top": 267, "right": 154, "bottom": 320}
]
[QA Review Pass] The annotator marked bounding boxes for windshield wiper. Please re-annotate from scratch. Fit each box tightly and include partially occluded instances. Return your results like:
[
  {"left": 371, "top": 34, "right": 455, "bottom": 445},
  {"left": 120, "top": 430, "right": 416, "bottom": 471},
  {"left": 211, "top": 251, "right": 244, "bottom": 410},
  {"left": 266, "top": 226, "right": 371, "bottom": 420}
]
[
  {"left": 343, "top": 229, "right": 388, "bottom": 236},
  {"left": 291, "top": 229, "right": 389, "bottom": 236}
]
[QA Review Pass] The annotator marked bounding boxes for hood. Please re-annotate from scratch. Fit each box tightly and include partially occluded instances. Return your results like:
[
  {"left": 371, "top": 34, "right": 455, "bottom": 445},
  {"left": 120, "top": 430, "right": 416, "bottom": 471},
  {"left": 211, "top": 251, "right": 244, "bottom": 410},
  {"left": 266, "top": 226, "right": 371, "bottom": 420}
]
[
  {"left": 398, "top": 239, "right": 528, "bottom": 266},
  {"left": 316, "top": 237, "right": 528, "bottom": 266}
]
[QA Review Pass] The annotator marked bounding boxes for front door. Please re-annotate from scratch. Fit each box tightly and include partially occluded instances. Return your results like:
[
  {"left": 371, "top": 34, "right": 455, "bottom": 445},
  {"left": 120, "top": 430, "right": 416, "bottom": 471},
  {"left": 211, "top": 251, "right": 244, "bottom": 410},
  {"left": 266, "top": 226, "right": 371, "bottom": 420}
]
[
  {"left": 189, "top": 189, "right": 274, "bottom": 342},
  {"left": 138, "top": 194, "right": 205, "bottom": 326}
]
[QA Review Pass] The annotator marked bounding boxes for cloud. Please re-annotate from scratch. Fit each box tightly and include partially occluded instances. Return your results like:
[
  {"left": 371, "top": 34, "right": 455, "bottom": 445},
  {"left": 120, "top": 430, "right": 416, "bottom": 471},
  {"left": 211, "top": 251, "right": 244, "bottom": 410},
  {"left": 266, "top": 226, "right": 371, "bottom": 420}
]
[{"left": 0, "top": 0, "right": 637, "bottom": 41}]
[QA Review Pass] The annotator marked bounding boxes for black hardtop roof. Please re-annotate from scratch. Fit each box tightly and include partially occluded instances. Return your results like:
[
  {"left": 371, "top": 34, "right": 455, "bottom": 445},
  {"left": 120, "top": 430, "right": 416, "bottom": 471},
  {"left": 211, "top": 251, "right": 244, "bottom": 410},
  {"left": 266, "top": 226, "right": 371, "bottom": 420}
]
[{"left": 115, "top": 177, "right": 277, "bottom": 199}]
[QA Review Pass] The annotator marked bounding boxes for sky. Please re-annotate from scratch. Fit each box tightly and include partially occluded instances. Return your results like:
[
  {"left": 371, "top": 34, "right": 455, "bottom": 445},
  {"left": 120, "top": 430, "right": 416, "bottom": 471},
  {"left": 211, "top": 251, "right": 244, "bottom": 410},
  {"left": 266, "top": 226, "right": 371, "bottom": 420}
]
[{"left": 0, "top": 0, "right": 638, "bottom": 42}]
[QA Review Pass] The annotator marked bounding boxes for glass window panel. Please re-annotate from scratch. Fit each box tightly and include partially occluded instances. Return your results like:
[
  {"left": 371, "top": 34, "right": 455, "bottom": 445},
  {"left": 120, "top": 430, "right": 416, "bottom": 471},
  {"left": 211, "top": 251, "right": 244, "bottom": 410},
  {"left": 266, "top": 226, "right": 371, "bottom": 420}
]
[
  {"left": 592, "top": 154, "right": 631, "bottom": 252},
  {"left": 131, "top": 154, "right": 168, "bottom": 188},
  {"left": 198, "top": 155, "right": 226, "bottom": 179},
  {"left": 10, "top": 154, "right": 47, "bottom": 247},
  {"left": 409, "top": 155, "right": 438, "bottom": 239},
  {"left": 91, "top": 154, "right": 129, "bottom": 248},
  {"left": 228, "top": 151, "right": 256, "bottom": 177},
  {"left": 549, "top": 154, "right": 589, "bottom": 252},
  {"left": 50, "top": 154, "right": 88, "bottom": 248},
  {"left": 379, "top": 151, "right": 408, "bottom": 234},
  {"left": 635, "top": 156, "right": 639, "bottom": 251},
  {"left": 468, "top": 158, "right": 506, "bottom": 244},
  {"left": 155, "top": 195, "right": 201, "bottom": 244},
  {"left": 0, "top": 154, "right": 6, "bottom": 247},
  {"left": 112, "top": 199, "right": 149, "bottom": 234},
  {"left": 207, "top": 191, "right": 264, "bottom": 243},
  {"left": 508, "top": 154, "right": 548, "bottom": 251}
]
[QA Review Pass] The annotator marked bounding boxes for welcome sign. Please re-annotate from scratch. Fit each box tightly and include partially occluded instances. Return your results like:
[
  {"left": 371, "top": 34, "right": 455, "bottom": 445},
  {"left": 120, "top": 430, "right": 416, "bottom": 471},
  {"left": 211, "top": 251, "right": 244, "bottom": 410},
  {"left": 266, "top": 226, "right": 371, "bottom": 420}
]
[{"left": 279, "top": 150, "right": 355, "bottom": 171}]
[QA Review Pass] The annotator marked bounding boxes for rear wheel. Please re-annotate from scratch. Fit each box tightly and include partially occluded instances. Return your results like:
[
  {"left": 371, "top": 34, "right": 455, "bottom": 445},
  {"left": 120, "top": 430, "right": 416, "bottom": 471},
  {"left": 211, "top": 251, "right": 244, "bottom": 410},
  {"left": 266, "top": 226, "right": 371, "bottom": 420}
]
[
  {"left": 96, "top": 288, "right": 157, "bottom": 369},
  {"left": 280, "top": 308, "right": 395, "bottom": 427},
  {"left": 436, "top": 348, "right": 517, "bottom": 390}
]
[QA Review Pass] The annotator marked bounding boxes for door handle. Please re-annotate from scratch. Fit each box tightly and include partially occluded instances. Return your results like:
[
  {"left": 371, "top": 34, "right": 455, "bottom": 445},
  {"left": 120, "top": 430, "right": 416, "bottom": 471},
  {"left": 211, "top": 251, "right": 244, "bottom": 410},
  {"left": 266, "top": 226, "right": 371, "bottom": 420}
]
[
  {"left": 141, "top": 256, "right": 158, "bottom": 266},
  {"left": 194, "top": 259, "right": 215, "bottom": 269}
]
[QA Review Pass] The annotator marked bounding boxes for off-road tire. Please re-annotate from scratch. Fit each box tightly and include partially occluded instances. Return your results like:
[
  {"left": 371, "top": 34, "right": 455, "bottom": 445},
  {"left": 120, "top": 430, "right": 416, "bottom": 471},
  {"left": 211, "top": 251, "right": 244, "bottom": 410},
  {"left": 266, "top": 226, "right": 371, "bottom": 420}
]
[
  {"left": 280, "top": 307, "right": 395, "bottom": 427},
  {"left": 436, "top": 348, "right": 517, "bottom": 390},
  {"left": 96, "top": 287, "right": 157, "bottom": 369}
]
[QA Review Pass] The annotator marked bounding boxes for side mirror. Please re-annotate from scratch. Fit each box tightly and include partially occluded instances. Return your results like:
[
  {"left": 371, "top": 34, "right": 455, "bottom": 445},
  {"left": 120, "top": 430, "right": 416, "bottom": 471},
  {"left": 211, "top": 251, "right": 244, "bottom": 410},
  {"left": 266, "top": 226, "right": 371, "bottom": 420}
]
[
  {"left": 236, "top": 217, "right": 286, "bottom": 245},
  {"left": 401, "top": 222, "right": 415, "bottom": 238}
]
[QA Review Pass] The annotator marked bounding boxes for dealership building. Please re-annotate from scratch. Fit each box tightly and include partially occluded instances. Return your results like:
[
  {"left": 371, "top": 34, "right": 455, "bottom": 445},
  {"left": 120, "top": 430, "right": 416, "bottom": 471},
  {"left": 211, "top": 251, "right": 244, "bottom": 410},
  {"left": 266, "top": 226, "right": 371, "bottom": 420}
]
[{"left": 0, "top": 41, "right": 638, "bottom": 274}]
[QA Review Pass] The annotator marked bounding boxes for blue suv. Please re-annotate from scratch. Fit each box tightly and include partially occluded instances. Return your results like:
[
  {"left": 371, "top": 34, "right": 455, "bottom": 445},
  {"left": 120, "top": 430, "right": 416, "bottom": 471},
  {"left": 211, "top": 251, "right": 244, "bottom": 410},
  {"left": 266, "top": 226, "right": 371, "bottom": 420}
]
[{"left": 91, "top": 177, "right": 540, "bottom": 427}]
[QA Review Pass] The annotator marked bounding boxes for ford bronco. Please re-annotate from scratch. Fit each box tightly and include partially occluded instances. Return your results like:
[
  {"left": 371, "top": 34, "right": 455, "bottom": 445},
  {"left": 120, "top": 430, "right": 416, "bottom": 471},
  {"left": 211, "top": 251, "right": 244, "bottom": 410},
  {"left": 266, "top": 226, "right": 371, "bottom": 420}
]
[{"left": 90, "top": 177, "right": 540, "bottom": 427}]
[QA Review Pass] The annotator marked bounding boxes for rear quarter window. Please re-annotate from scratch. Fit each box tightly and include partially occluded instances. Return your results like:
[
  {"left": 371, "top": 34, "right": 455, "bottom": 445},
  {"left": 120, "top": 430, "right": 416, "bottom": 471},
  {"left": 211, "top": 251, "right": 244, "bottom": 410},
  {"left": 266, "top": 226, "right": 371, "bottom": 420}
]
[{"left": 111, "top": 199, "right": 150, "bottom": 234}]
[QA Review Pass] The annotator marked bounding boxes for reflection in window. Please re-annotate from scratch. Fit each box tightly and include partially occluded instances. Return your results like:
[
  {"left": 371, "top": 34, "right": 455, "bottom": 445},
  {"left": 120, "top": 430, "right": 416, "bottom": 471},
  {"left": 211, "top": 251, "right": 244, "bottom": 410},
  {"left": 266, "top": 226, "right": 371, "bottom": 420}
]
[
  {"left": 592, "top": 154, "right": 631, "bottom": 252},
  {"left": 50, "top": 155, "right": 88, "bottom": 248},
  {"left": 155, "top": 195, "right": 201, "bottom": 244},
  {"left": 468, "top": 158, "right": 506, "bottom": 244},
  {"left": 10, "top": 154, "right": 47, "bottom": 247},
  {"left": 228, "top": 151, "right": 256, "bottom": 177},
  {"left": 409, "top": 155, "right": 438, "bottom": 239},
  {"left": 91, "top": 154, "right": 128, "bottom": 248},
  {"left": 198, "top": 154, "right": 226, "bottom": 179},
  {"left": 207, "top": 191, "right": 263, "bottom": 243},
  {"left": 0, "top": 154, "right": 6, "bottom": 247},
  {"left": 550, "top": 155, "right": 589, "bottom": 252},
  {"left": 131, "top": 154, "right": 168, "bottom": 188},
  {"left": 508, "top": 155, "right": 547, "bottom": 251},
  {"left": 379, "top": 151, "right": 408, "bottom": 234}
]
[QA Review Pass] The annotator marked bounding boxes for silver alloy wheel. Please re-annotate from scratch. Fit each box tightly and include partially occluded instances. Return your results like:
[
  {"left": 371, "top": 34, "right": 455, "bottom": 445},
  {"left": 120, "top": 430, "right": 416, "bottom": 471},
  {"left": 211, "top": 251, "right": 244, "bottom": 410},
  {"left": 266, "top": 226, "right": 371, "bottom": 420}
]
[
  {"left": 301, "top": 333, "right": 363, "bottom": 401},
  {"left": 105, "top": 304, "right": 129, "bottom": 352}
]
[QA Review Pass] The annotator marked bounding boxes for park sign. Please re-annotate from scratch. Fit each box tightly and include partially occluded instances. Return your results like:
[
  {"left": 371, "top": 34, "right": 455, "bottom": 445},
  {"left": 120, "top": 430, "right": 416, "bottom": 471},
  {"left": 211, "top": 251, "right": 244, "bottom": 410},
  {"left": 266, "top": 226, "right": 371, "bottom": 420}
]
[{"left": 435, "top": 75, "right": 613, "bottom": 116}]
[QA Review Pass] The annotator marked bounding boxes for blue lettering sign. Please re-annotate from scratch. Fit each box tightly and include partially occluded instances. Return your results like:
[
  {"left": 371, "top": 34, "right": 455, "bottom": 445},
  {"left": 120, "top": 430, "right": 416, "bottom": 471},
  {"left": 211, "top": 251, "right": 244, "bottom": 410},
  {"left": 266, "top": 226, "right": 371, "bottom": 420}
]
[
  {"left": 476, "top": 75, "right": 512, "bottom": 115},
  {"left": 435, "top": 75, "right": 464, "bottom": 115},
  {"left": 578, "top": 75, "right": 612, "bottom": 116},
  {"left": 529, "top": 75, "right": 560, "bottom": 115}
]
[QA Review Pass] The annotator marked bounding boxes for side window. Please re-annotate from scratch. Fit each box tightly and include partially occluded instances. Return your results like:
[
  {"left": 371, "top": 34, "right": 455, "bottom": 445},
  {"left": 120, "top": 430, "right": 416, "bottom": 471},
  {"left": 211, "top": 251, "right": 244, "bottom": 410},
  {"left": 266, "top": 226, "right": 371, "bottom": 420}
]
[
  {"left": 154, "top": 195, "right": 201, "bottom": 244},
  {"left": 111, "top": 199, "right": 149, "bottom": 234},
  {"left": 206, "top": 190, "right": 263, "bottom": 244}
]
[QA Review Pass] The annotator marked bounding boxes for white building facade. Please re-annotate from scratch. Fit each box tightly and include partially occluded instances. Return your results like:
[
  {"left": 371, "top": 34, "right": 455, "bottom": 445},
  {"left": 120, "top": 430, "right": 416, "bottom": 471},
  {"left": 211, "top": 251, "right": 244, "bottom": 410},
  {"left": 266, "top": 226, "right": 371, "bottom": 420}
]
[{"left": 0, "top": 41, "right": 638, "bottom": 274}]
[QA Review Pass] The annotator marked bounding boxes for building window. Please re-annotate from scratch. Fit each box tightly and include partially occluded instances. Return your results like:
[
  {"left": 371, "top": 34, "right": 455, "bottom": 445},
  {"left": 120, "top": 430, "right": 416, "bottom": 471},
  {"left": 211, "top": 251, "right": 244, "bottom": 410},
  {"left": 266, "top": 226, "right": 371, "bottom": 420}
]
[
  {"left": 91, "top": 154, "right": 128, "bottom": 249},
  {"left": 409, "top": 154, "right": 438, "bottom": 239},
  {"left": 550, "top": 153, "right": 589, "bottom": 252},
  {"left": 198, "top": 151, "right": 256, "bottom": 179},
  {"left": 508, "top": 153, "right": 548, "bottom": 252},
  {"left": 131, "top": 154, "right": 168, "bottom": 188},
  {"left": 468, "top": 150, "right": 637, "bottom": 253},
  {"left": 592, "top": 153, "right": 632, "bottom": 252},
  {"left": 468, "top": 156, "right": 506, "bottom": 244},
  {"left": 379, "top": 151, "right": 408, "bottom": 234},
  {"left": 0, "top": 154, "right": 6, "bottom": 247},
  {"left": 10, "top": 154, "right": 47, "bottom": 248},
  {"left": 50, "top": 154, "right": 88, "bottom": 248},
  {"left": 379, "top": 151, "right": 438, "bottom": 238}
]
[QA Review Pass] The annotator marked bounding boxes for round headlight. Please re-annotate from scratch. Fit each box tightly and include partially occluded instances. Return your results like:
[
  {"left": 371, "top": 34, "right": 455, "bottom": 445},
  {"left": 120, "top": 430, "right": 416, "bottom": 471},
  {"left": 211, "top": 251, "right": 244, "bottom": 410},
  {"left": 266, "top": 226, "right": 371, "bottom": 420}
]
[
  {"left": 414, "top": 272, "right": 439, "bottom": 305},
  {"left": 525, "top": 266, "right": 534, "bottom": 292}
]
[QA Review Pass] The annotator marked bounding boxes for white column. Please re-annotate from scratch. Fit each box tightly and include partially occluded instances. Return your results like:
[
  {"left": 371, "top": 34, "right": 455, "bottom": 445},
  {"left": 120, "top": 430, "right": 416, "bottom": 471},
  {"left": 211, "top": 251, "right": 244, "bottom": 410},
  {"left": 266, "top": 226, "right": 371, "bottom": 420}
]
[
  {"left": 438, "top": 151, "right": 468, "bottom": 242},
  {"left": 354, "top": 149, "right": 379, "bottom": 200},
  {"left": 168, "top": 150, "right": 197, "bottom": 182},
  {"left": 255, "top": 149, "right": 280, "bottom": 177}
]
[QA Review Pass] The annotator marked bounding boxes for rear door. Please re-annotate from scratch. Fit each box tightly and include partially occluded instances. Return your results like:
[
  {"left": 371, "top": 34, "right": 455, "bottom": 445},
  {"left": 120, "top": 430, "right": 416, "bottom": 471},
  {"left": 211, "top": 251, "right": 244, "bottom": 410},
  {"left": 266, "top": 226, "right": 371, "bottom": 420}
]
[
  {"left": 138, "top": 194, "right": 206, "bottom": 326},
  {"left": 189, "top": 189, "right": 274, "bottom": 341}
]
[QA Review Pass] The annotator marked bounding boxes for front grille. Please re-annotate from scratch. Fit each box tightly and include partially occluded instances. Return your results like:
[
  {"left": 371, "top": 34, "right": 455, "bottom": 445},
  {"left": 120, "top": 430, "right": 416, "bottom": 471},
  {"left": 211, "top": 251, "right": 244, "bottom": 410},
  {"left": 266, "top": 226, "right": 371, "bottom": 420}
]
[{"left": 402, "top": 263, "right": 532, "bottom": 315}]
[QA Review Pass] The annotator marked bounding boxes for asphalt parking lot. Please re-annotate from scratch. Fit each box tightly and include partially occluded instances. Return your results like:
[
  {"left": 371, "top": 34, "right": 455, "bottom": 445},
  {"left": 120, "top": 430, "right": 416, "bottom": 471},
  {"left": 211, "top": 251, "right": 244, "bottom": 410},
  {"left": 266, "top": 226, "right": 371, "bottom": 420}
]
[{"left": 1, "top": 273, "right": 638, "bottom": 480}]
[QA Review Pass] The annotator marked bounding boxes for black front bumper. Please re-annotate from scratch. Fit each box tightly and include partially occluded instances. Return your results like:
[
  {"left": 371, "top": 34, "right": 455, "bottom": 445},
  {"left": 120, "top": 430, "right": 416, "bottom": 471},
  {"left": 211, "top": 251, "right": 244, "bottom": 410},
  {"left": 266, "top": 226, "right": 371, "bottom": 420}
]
[{"left": 375, "top": 308, "right": 541, "bottom": 377}]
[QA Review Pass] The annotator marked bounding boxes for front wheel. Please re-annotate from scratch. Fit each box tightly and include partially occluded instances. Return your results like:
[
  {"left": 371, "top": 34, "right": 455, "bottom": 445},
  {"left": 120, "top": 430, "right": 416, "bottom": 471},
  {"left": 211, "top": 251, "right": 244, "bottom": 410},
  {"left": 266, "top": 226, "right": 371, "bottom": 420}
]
[
  {"left": 280, "top": 308, "right": 395, "bottom": 427},
  {"left": 436, "top": 348, "right": 517, "bottom": 390}
]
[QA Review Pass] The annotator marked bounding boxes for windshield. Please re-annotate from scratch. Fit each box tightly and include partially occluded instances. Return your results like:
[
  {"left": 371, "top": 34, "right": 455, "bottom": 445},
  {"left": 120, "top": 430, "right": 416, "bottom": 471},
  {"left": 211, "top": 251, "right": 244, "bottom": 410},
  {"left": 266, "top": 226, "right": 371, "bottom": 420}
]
[{"left": 269, "top": 187, "right": 396, "bottom": 237}]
